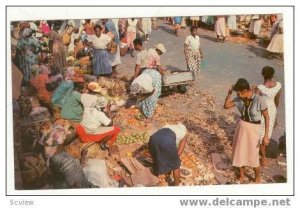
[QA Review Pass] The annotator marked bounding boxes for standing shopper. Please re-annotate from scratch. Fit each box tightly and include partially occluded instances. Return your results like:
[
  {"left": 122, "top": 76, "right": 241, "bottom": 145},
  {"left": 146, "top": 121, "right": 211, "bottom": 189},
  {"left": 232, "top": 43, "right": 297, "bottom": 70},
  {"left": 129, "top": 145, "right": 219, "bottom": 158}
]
[
  {"left": 184, "top": 26, "right": 203, "bottom": 73},
  {"left": 141, "top": 18, "right": 152, "bottom": 42},
  {"left": 227, "top": 15, "right": 237, "bottom": 34},
  {"left": 256, "top": 66, "right": 282, "bottom": 166},
  {"left": 46, "top": 29, "right": 67, "bottom": 72},
  {"left": 127, "top": 18, "right": 139, "bottom": 57},
  {"left": 152, "top": 17, "right": 158, "bottom": 30},
  {"left": 103, "top": 19, "right": 122, "bottom": 76},
  {"left": 224, "top": 78, "right": 270, "bottom": 183},
  {"left": 266, "top": 19, "right": 284, "bottom": 56},
  {"left": 190, "top": 16, "right": 200, "bottom": 27},
  {"left": 215, "top": 16, "right": 226, "bottom": 42},
  {"left": 249, "top": 15, "right": 263, "bottom": 39},
  {"left": 16, "top": 28, "right": 41, "bottom": 86},
  {"left": 88, "top": 25, "right": 113, "bottom": 77},
  {"left": 173, "top": 17, "right": 182, "bottom": 36}
]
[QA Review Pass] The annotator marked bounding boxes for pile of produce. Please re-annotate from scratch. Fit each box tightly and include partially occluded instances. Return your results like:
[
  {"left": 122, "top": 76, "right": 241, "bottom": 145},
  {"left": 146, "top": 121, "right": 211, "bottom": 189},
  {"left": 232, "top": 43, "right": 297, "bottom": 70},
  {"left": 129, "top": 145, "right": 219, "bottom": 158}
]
[
  {"left": 74, "top": 66, "right": 92, "bottom": 75},
  {"left": 116, "top": 132, "right": 149, "bottom": 145},
  {"left": 180, "top": 152, "right": 215, "bottom": 186}
]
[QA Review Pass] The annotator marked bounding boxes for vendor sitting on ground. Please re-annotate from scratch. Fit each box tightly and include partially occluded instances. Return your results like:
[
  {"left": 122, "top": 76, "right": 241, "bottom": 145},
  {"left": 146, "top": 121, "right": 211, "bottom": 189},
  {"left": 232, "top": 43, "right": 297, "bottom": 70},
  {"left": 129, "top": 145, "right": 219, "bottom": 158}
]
[
  {"left": 39, "top": 122, "right": 89, "bottom": 189},
  {"left": 76, "top": 82, "right": 120, "bottom": 150},
  {"left": 148, "top": 124, "right": 188, "bottom": 186},
  {"left": 130, "top": 69, "right": 162, "bottom": 119},
  {"left": 60, "top": 78, "right": 85, "bottom": 122},
  {"left": 51, "top": 67, "right": 75, "bottom": 108},
  {"left": 133, "top": 38, "right": 148, "bottom": 79},
  {"left": 145, "top": 43, "right": 167, "bottom": 74}
]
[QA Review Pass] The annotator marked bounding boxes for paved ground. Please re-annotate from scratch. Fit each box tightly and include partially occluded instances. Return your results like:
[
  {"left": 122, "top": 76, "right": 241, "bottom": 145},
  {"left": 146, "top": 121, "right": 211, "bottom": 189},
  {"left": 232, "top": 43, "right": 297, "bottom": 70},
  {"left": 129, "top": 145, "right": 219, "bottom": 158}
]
[{"left": 118, "top": 19, "right": 285, "bottom": 142}]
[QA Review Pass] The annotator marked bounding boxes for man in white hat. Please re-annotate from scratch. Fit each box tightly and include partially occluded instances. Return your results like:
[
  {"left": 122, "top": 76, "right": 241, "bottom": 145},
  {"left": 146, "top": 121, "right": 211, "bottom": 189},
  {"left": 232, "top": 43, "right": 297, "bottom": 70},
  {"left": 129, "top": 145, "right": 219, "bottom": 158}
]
[{"left": 145, "top": 43, "right": 167, "bottom": 74}]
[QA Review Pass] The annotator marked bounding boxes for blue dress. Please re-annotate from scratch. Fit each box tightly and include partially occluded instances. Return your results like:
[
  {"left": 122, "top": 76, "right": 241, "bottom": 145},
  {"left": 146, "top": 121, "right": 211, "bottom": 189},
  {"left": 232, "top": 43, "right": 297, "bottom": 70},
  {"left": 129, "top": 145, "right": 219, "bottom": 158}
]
[{"left": 16, "top": 36, "right": 40, "bottom": 84}]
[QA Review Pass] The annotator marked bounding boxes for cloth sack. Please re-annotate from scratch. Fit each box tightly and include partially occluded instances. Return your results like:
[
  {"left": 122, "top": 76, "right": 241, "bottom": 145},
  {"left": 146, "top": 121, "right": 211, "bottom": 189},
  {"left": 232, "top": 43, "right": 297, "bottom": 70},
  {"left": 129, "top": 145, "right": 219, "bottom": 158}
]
[{"left": 83, "top": 159, "right": 118, "bottom": 188}]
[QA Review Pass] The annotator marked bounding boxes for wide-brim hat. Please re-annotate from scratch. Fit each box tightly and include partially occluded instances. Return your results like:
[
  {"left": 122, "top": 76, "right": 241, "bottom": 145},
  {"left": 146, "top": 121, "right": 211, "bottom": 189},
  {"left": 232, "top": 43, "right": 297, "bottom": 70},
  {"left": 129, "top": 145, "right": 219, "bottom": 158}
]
[
  {"left": 155, "top": 43, "right": 166, "bottom": 54},
  {"left": 88, "top": 82, "right": 102, "bottom": 92}
]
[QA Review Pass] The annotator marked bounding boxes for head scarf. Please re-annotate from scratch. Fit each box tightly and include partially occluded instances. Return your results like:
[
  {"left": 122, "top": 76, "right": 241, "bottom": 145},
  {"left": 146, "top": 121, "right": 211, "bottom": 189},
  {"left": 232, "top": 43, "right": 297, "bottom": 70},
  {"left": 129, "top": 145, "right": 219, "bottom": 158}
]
[
  {"left": 62, "top": 67, "right": 75, "bottom": 80},
  {"left": 39, "top": 21, "right": 51, "bottom": 35},
  {"left": 39, "top": 65, "right": 50, "bottom": 75}
]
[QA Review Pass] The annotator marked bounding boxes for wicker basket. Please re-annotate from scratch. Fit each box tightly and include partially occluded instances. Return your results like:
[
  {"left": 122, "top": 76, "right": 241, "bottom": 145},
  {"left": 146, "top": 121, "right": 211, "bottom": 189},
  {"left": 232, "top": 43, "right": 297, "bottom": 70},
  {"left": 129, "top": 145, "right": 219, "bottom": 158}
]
[{"left": 19, "top": 153, "right": 46, "bottom": 189}]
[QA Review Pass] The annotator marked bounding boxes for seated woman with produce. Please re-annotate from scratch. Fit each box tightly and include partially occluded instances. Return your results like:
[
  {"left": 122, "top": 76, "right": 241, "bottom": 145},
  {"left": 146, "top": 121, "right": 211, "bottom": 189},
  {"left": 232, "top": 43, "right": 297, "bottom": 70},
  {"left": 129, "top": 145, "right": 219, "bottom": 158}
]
[
  {"left": 51, "top": 67, "right": 75, "bottom": 107},
  {"left": 148, "top": 124, "right": 188, "bottom": 186},
  {"left": 76, "top": 82, "right": 120, "bottom": 150},
  {"left": 130, "top": 69, "right": 162, "bottom": 119},
  {"left": 39, "top": 121, "right": 89, "bottom": 189},
  {"left": 60, "top": 79, "right": 85, "bottom": 122}
]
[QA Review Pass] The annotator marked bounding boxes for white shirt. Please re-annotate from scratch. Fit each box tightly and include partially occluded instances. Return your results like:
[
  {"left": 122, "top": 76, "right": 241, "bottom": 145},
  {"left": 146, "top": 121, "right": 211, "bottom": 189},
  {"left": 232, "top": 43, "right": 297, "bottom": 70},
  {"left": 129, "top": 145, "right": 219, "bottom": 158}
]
[
  {"left": 184, "top": 35, "right": 201, "bottom": 51},
  {"left": 81, "top": 94, "right": 99, "bottom": 108},
  {"left": 127, "top": 19, "right": 138, "bottom": 32},
  {"left": 136, "top": 49, "right": 148, "bottom": 68},
  {"left": 81, "top": 94, "right": 112, "bottom": 134},
  {"left": 163, "top": 124, "right": 187, "bottom": 145},
  {"left": 87, "top": 34, "right": 111, "bottom": 49}
]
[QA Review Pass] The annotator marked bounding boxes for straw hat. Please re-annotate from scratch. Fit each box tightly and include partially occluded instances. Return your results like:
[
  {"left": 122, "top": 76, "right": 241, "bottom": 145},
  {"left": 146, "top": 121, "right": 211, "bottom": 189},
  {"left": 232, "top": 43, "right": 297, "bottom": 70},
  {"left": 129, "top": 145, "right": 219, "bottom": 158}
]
[
  {"left": 88, "top": 82, "right": 102, "bottom": 92},
  {"left": 155, "top": 43, "right": 166, "bottom": 54}
]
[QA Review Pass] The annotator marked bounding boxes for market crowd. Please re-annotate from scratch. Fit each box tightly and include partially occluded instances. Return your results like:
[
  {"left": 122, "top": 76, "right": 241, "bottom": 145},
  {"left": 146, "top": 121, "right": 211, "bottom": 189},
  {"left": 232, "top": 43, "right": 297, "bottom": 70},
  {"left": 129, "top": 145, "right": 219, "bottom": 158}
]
[{"left": 11, "top": 15, "right": 283, "bottom": 189}]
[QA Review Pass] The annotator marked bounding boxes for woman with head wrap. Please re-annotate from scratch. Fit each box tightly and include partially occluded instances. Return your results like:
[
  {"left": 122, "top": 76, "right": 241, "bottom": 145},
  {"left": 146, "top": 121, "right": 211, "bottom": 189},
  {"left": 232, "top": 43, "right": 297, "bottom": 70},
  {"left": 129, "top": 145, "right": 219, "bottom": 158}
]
[
  {"left": 76, "top": 82, "right": 120, "bottom": 150},
  {"left": 16, "top": 28, "right": 41, "bottom": 86},
  {"left": 148, "top": 124, "right": 188, "bottom": 186},
  {"left": 61, "top": 79, "right": 85, "bottom": 122},
  {"left": 30, "top": 65, "right": 52, "bottom": 104},
  {"left": 51, "top": 67, "right": 75, "bottom": 107}
]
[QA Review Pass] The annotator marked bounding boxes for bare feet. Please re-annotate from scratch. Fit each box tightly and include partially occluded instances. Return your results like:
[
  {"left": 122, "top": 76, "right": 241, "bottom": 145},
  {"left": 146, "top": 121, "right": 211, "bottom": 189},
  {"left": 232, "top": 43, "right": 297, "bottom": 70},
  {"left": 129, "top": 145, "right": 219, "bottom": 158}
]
[
  {"left": 260, "top": 158, "right": 269, "bottom": 167},
  {"left": 238, "top": 176, "right": 245, "bottom": 184},
  {"left": 254, "top": 177, "right": 261, "bottom": 184}
]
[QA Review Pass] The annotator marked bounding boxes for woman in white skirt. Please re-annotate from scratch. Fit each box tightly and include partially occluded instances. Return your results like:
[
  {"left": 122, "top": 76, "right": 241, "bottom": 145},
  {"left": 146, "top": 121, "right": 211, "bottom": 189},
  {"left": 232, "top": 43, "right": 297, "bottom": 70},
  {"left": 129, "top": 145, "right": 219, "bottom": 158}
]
[
  {"left": 256, "top": 66, "right": 282, "bottom": 166},
  {"left": 215, "top": 16, "right": 226, "bottom": 42},
  {"left": 227, "top": 15, "right": 237, "bottom": 36},
  {"left": 224, "top": 78, "right": 270, "bottom": 183},
  {"left": 267, "top": 19, "right": 283, "bottom": 56},
  {"left": 190, "top": 16, "right": 200, "bottom": 27}
]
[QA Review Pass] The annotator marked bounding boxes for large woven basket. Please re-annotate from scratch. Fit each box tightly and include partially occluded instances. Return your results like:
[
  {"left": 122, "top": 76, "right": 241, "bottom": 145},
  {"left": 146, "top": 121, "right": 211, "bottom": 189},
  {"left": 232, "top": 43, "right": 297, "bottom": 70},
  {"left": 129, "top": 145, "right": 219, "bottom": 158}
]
[{"left": 19, "top": 153, "right": 46, "bottom": 189}]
